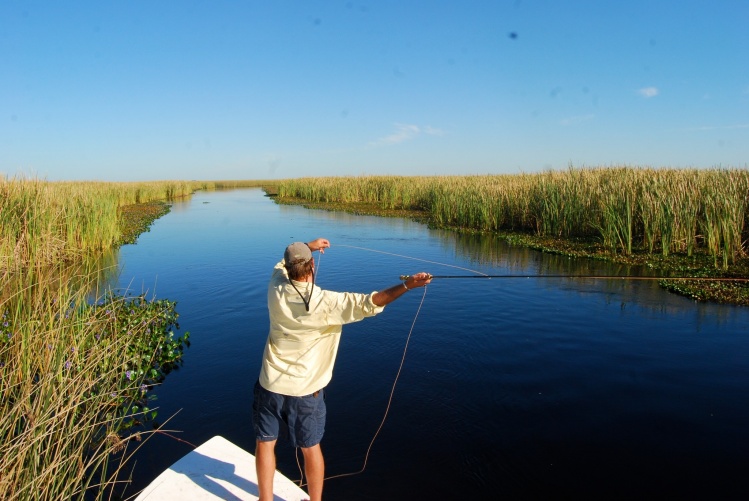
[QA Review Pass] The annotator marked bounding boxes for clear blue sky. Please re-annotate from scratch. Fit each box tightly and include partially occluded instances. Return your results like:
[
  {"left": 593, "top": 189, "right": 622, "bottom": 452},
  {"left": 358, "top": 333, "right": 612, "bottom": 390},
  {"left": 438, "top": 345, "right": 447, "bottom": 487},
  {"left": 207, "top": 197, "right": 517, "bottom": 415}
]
[{"left": 2, "top": 1, "right": 747, "bottom": 181}]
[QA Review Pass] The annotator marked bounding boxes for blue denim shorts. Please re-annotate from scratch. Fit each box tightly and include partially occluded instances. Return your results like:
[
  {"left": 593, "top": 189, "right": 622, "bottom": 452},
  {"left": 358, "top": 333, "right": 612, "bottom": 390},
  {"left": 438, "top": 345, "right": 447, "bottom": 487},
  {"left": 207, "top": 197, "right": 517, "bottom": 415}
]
[{"left": 252, "top": 380, "right": 326, "bottom": 448}]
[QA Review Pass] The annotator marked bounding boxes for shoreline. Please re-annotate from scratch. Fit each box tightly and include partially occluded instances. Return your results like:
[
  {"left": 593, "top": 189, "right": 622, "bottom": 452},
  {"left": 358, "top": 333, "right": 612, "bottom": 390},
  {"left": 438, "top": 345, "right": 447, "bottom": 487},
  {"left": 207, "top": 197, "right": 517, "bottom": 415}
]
[{"left": 270, "top": 194, "right": 749, "bottom": 307}]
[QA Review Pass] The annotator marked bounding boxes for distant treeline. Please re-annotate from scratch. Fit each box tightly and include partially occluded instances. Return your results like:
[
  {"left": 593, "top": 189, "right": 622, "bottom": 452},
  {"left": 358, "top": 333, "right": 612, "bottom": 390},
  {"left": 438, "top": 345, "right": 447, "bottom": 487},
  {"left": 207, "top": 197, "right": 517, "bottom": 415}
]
[{"left": 276, "top": 167, "right": 749, "bottom": 269}]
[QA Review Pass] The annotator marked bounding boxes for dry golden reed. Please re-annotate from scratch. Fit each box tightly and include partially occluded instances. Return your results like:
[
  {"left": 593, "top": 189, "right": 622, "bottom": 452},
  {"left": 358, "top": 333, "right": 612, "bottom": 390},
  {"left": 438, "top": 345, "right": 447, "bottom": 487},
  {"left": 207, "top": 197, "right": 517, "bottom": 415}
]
[
  {"left": 277, "top": 167, "right": 749, "bottom": 269},
  {"left": 0, "top": 177, "right": 268, "bottom": 272}
]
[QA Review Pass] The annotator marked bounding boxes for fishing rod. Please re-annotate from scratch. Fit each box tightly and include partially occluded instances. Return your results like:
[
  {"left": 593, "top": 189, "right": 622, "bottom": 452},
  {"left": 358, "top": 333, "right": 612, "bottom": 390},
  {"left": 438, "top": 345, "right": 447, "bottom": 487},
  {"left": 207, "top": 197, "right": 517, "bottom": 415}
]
[
  {"left": 400, "top": 274, "right": 749, "bottom": 282},
  {"left": 335, "top": 244, "right": 748, "bottom": 283}
]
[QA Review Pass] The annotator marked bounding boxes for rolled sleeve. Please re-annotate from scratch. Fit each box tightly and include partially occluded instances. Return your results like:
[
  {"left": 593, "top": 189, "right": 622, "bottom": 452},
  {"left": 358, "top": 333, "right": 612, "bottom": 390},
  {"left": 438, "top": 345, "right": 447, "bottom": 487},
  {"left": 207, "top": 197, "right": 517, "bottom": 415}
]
[{"left": 322, "top": 290, "right": 384, "bottom": 325}]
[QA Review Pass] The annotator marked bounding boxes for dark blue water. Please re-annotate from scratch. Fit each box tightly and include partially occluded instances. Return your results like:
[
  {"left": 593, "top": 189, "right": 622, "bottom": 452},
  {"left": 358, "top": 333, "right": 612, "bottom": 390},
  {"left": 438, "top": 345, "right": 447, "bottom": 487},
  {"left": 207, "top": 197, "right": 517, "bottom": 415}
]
[{"left": 114, "top": 189, "right": 749, "bottom": 500}]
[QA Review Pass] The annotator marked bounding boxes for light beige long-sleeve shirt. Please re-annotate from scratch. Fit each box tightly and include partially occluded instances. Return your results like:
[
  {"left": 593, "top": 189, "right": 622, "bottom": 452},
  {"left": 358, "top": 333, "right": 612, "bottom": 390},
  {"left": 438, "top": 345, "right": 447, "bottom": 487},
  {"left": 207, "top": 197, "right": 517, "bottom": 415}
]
[{"left": 258, "top": 261, "right": 385, "bottom": 397}]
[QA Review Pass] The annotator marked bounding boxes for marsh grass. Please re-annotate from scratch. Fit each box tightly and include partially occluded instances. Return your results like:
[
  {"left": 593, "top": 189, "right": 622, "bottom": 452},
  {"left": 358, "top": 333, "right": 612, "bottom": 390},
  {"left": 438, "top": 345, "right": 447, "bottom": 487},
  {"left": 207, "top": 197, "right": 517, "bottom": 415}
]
[
  {"left": 0, "top": 258, "right": 190, "bottom": 500},
  {"left": 0, "top": 177, "right": 269, "bottom": 272},
  {"left": 1, "top": 179, "right": 179, "bottom": 271},
  {"left": 276, "top": 167, "right": 749, "bottom": 269},
  {"left": 0, "top": 177, "right": 213, "bottom": 499}
]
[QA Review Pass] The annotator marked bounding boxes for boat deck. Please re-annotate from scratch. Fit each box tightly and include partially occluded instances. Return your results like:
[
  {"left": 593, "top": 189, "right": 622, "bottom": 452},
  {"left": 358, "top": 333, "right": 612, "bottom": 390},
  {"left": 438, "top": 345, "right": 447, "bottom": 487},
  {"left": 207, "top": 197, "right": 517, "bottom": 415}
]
[{"left": 135, "top": 435, "right": 309, "bottom": 500}]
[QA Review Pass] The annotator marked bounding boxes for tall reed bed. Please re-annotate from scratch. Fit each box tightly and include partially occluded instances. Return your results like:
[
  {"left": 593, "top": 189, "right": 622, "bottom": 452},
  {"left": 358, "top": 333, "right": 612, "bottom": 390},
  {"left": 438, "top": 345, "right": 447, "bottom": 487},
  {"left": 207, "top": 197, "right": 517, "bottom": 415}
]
[
  {"left": 0, "top": 178, "right": 202, "bottom": 271},
  {"left": 0, "top": 257, "right": 190, "bottom": 500},
  {"left": 199, "top": 179, "right": 270, "bottom": 190},
  {"left": 277, "top": 167, "right": 749, "bottom": 269},
  {"left": 0, "top": 177, "right": 200, "bottom": 498}
]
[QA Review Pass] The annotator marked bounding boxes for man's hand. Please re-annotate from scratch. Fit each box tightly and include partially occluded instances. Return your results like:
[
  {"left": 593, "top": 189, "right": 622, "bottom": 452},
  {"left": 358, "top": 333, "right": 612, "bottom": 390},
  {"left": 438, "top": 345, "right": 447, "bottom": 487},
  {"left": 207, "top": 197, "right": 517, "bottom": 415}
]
[
  {"left": 404, "top": 272, "right": 432, "bottom": 290},
  {"left": 372, "top": 271, "right": 432, "bottom": 307},
  {"left": 306, "top": 238, "right": 331, "bottom": 253}
]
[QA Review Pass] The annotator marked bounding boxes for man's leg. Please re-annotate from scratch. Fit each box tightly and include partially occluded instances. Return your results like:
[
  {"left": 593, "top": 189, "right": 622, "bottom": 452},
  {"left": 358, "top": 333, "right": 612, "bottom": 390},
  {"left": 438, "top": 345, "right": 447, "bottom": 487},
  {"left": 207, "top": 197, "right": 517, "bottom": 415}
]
[
  {"left": 256, "top": 439, "right": 277, "bottom": 501},
  {"left": 301, "top": 443, "right": 325, "bottom": 501}
]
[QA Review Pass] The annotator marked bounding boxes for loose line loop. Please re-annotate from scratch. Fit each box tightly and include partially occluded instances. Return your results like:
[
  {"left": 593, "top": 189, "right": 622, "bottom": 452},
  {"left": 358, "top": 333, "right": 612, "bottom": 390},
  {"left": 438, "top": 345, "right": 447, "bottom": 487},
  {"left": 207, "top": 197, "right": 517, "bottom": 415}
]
[
  {"left": 325, "top": 284, "right": 428, "bottom": 483},
  {"left": 296, "top": 285, "right": 429, "bottom": 487}
]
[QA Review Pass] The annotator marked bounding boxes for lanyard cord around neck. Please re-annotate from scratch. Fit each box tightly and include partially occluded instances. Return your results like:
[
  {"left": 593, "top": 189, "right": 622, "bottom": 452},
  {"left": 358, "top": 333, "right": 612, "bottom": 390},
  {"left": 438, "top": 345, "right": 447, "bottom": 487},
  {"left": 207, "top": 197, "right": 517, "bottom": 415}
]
[
  {"left": 288, "top": 250, "right": 322, "bottom": 312},
  {"left": 289, "top": 269, "right": 315, "bottom": 312}
]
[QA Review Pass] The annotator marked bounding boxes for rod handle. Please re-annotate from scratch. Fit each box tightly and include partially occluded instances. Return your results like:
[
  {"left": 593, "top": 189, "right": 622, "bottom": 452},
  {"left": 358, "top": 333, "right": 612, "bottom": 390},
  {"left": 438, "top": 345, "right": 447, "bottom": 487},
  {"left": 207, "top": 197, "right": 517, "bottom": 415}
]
[{"left": 399, "top": 274, "right": 433, "bottom": 280}]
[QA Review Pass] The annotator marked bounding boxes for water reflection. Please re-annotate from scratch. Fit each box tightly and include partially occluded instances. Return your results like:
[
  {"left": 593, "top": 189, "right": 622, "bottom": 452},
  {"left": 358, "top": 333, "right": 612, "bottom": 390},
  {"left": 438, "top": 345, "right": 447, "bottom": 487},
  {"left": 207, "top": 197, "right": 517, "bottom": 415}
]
[
  {"left": 433, "top": 229, "right": 745, "bottom": 321},
  {"left": 1, "top": 250, "right": 120, "bottom": 310}
]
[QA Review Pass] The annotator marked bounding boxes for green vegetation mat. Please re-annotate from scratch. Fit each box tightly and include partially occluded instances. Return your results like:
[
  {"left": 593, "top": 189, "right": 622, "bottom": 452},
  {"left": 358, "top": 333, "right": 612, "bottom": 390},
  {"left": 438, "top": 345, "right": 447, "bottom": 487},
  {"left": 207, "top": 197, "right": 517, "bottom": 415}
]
[{"left": 119, "top": 201, "right": 172, "bottom": 245}]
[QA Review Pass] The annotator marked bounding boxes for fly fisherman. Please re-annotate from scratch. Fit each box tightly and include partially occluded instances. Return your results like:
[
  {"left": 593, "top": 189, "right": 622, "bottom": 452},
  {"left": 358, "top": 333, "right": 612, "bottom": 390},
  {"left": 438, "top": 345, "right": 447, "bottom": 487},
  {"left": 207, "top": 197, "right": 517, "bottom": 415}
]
[{"left": 253, "top": 237, "right": 431, "bottom": 501}]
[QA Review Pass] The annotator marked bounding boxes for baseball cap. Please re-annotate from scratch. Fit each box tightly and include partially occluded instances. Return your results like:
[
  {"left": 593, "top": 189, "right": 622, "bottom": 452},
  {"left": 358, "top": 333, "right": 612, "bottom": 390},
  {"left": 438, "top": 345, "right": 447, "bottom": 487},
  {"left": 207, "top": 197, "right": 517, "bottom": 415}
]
[{"left": 284, "top": 242, "right": 312, "bottom": 264}]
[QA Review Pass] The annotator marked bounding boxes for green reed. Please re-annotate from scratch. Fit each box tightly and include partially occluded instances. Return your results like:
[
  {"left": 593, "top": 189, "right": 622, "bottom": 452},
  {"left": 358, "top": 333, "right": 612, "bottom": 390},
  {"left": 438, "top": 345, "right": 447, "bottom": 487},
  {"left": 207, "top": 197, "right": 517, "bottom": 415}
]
[
  {"left": 0, "top": 178, "right": 271, "bottom": 272},
  {"left": 0, "top": 256, "right": 190, "bottom": 500},
  {"left": 276, "top": 167, "right": 749, "bottom": 269},
  {"left": 0, "top": 177, "right": 205, "bottom": 499}
]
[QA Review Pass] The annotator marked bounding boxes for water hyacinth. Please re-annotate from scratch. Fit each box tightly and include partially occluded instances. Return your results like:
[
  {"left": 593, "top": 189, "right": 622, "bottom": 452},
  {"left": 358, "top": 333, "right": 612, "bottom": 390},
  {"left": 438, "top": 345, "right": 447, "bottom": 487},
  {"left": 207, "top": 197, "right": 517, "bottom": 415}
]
[
  {"left": 1, "top": 270, "right": 190, "bottom": 500},
  {"left": 0, "top": 177, "right": 203, "bottom": 497}
]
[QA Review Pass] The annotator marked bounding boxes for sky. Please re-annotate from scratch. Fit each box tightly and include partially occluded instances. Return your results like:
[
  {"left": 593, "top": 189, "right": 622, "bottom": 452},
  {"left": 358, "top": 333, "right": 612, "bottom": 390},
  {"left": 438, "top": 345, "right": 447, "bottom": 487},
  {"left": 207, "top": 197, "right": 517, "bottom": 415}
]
[{"left": 1, "top": 1, "right": 747, "bottom": 181}]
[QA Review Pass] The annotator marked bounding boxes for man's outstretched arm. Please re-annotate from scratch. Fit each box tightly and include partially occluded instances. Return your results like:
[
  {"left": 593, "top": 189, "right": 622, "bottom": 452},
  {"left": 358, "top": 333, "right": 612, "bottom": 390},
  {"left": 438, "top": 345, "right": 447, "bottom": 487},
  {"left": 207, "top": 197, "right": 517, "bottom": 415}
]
[{"left": 372, "top": 272, "right": 432, "bottom": 307}]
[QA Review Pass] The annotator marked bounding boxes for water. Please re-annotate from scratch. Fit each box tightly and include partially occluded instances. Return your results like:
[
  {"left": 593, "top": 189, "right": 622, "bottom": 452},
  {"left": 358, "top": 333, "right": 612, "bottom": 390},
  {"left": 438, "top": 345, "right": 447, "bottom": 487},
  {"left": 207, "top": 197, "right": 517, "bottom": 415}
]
[{"left": 113, "top": 189, "right": 749, "bottom": 500}]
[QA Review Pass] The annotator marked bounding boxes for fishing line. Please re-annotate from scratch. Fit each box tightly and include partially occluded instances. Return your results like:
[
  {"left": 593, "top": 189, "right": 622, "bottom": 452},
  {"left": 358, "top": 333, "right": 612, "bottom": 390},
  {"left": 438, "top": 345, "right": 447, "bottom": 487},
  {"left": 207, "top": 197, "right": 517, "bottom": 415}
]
[
  {"left": 336, "top": 243, "right": 488, "bottom": 276},
  {"left": 323, "top": 285, "right": 428, "bottom": 484},
  {"left": 294, "top": 244, "right": 434, "bottom": 488},
  {"left": 336, "top": 244, "right": 748, "bottom": 283},
  {"left": 295, "top": 285, "right": 428, "bottom": 488},
  {"left": 398, "top": 274, "right": 749, "bottom": 282},
  {"left": 291, "top": 244, "right": 746, "bottom": 489},
  {"left": 314, "top": 247, "right": 323, "bottom": 276}
]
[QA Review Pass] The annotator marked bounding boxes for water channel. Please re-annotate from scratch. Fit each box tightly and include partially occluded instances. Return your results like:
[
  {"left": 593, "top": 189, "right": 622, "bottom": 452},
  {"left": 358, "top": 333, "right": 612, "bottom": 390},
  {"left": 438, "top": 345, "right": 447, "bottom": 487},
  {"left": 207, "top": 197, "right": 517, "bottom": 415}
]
[{"left": 113, "top": 188, "right": 749, "bottom": 500}]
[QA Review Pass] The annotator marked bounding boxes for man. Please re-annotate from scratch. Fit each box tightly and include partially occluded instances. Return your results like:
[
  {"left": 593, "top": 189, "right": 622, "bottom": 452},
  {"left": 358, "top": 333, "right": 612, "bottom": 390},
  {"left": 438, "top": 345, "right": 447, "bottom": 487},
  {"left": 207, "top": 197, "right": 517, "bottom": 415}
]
[{"left": 253, "top": 237, "right": 431, "bottom": 501}]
